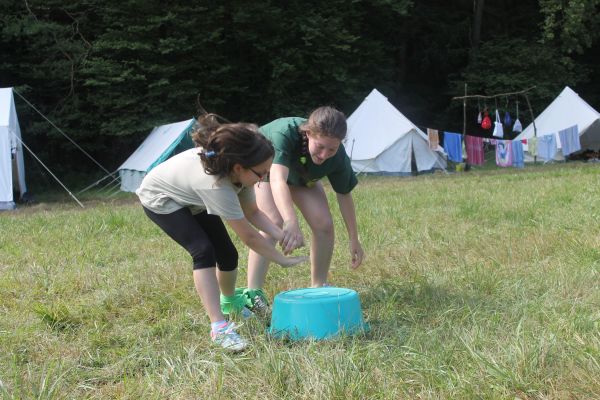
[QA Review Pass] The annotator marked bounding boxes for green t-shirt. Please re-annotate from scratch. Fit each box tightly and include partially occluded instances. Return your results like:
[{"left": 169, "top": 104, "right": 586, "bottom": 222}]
[{"left": 260, "top": 117, "right": 358, "bottom": 194}]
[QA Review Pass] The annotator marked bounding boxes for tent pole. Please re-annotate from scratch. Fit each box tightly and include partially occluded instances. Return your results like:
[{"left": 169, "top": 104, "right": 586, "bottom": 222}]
[
  {"left": 77, "top": 171, "right": 117, "bottom": 195},
  {"left": 523, "top": 93, "right": 537, "bottom": 164},
  {"left": 15, "top": 136, "right": 84, "bottom": 208},
  {"left": 463, "top": 83, "right": 468, "bottom": 166},
  {"left": 13, "top": 89, "right": 111, "bottom": 175}
]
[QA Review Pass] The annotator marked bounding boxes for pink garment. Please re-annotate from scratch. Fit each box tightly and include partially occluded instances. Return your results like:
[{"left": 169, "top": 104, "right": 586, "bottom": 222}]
[{"left": 465, "top": 135, "right": 484, "bottom": 165}]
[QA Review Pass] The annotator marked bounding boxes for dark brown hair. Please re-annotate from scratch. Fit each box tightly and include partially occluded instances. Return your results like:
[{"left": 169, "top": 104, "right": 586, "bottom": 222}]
[
  {"left": 191, "top": 114, "right": 274, "bottom": 178},
  {"left": 300, "top": 106, "right": 347, "bottom": 140}
]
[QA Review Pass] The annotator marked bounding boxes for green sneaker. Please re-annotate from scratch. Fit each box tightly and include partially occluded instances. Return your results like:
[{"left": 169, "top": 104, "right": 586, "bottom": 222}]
[
  {"left": 243, "top": 288, "right": 271, "bottom": 318},
  {"left": 220, "top": 291, "right": 253, "bottom": 318}
]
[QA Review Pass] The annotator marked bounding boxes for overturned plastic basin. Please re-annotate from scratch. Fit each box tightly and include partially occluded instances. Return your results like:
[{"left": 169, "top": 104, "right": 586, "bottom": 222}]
[{"left": 268, "top": 287, "right": 367, "bottom": 340}]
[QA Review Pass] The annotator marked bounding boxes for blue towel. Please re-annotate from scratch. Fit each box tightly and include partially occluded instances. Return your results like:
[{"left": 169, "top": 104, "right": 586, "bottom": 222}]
[
  {"left": 512, "top": 140, "right": 524, "bottom": 168},
  {"left": 558, "top": 125, "right": 581, "bottom": 156},
  {"left": 537, "top": 134, "right": 557, "bottom": 162},
  {"left": 443, "top": 132, "right": 463, "bottom": 162}
]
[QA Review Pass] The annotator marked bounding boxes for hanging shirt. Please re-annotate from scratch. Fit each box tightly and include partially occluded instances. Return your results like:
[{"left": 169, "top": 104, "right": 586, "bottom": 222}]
[
  {"left": 443, "top": 132, "right": 463, "bottom": 162},
  {"left": 496, "top": 140, "right": 512, "bottom": 167},
  {"left": 558, "top": 125, "right": 581, "bottom": 156},
  {"left": 465, "top": 135, "right": 484, "bottom": 165},
  {"left": 512, "top": 140, "right": 524, "bottom": 168},
  {"left": 427, "top": 128, "right": 439, "bottom": 150},
  {"left": 537, "top": 134, "right": 557, "bottom": 162},
  {"left": 527, "top": 137, "right": 538, "bottom": 156}
]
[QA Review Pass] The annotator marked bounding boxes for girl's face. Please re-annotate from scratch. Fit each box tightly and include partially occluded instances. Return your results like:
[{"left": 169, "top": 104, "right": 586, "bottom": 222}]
[
  {"left": 307, "top": 132, "right": 341, "bottom": 165},
  {"left": 232, "top": 157, "right": 272, "bottom": 188}
]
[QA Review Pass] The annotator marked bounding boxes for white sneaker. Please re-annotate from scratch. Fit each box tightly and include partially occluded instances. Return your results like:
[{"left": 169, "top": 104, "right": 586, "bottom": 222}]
[{"left": 211, "top": 322, "right": 248, "bottom": 352}]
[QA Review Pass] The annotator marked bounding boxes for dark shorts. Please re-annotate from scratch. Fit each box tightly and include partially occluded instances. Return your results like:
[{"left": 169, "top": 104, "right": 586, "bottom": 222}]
[{"left": 143, "top": 207, "right": 238, "bottom": 271}]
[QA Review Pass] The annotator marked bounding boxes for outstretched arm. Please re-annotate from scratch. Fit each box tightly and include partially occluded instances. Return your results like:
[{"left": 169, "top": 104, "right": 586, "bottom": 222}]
[
  {"left": 226, "top": 218, "right": 306, "bottom": 267},
  {"left": 240, "top": 197, "right": 283, "bottom": 242},
  {"left": 270, "top": 164, "right": 304, "bottom": 253},
  {"left": 336, "top": 192, "right": 364, "bottom": 269}
]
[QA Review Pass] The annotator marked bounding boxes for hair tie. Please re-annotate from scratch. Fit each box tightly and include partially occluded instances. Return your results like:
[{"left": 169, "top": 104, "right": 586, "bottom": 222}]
[{"left": 205, "top": 150, "right": 216, "bottom": 158}]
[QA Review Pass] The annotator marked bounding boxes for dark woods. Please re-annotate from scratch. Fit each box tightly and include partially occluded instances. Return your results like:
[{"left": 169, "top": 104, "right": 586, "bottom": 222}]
[{"left": 1, "top": 0, "right": 599, "bottom": 180}]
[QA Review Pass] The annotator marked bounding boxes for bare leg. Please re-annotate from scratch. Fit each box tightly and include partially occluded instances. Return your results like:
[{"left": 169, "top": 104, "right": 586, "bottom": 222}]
[
  {"left": 216, "top": 268, "right": 237, "bottom": 297},
  {"left": 247, "top": 182, "right": 283, "bottom": 289},
  {"left": 290, "top": 183, "right": 334, "bottom": 287},
  {"left": 193, "top": 268, "right": 225, "bottom": 323}
]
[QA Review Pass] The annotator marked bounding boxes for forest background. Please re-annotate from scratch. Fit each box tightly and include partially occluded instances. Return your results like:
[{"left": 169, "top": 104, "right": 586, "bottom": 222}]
[{"left": 1, "top": 0, "right": 600, "bottom": 184}]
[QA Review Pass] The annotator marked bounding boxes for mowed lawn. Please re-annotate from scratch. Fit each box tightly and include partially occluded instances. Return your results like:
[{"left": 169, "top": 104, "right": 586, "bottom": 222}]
[{"left": 1, "top": 162, "right": 599, "bottom": 399}]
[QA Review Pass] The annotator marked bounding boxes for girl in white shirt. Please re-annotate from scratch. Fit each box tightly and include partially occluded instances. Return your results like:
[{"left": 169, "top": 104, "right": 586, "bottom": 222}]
[{"left": 137, "top": 114, "right": 306, "bottom": 351}]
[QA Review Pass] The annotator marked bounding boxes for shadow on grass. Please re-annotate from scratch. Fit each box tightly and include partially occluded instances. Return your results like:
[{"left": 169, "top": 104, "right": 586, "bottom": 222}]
[{"left": 359, "top": 278, "right": 502, "bottom": 342}]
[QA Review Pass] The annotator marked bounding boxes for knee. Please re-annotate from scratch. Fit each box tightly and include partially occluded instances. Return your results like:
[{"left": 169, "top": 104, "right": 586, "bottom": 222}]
[
  {"left": 312, "top": 215, "right": 334, "bottom": 238},
  {"left": 217, "top": 250, "right": 238, "bottom": 271},
  {"left": 191, "top": 244, "right": 216, "bottom": 270}
]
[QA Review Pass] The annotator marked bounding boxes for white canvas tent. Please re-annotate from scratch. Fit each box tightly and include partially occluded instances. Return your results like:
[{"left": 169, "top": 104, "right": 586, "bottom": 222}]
[
  {"left": 345, "top": 89, "right": 446, "bottom": 174},
  {"left": 118, "top": 118, "right": 195, "bottom": 192},
  {"left": 0, "top": 87, "right": 27, "bottom": 210},
  {"left": 515, "top": 86, "right": 600, "bottom": 160}
]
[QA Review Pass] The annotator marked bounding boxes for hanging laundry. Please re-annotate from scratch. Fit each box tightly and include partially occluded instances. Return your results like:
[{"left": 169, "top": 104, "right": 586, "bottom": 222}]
[
  {"left": 477, "top": 111, "right": 482, "bottom": 124},
  {"left": 465, "top": 135, "right": 484, "bottom": 165},
  {"left": 481, "top": 111, "right": 492, "bottom": 130},
  {"left": 427, "top": 128, "right": 439, "bottom": 150},
  {"left": 492, "top": 109, "right": 504, "bottom": 138},
  {"left": 496, "top": 140, "right": 513, "bottom": 167},
  {"left": 528, "top": 137, "right": 538, "bottom": 156},
  {"left": 504, "top": 111, "right": 512, "bottom": 127},
  {"left": 513, "top": 99, "right": 522, "bottom": 132},
  {"left": 443, "top": 132, "right": 463, "bottom": 162},
  {"left": 512, "top": 140, "right": 524, "bottom": 168},
  {"left": 537, "top": 134, "right": 557, "bottom": 162},
  {"left": 558, "top": 125, "right": 581, "bottom": 156},
  {"left": 513, "top": 119, "right": 522, "bottom": 132}
]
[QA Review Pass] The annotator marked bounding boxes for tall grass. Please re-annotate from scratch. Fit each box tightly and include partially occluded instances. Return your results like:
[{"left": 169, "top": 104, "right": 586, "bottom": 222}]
[{"left": 1, "top": 162, "right": 599, "bottom": 399}]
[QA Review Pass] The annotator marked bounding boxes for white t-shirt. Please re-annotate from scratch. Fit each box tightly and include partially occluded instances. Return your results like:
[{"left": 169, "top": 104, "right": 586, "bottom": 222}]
[{"left": 136, "top": 148, "right": 254, "bottom": 219}]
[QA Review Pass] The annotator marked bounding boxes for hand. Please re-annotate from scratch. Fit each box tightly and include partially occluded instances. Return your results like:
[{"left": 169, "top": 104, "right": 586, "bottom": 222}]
[
  {"left": 277, "top": 255, "right": 309, "bottom": 268},
  {"left": 349, "top": 240, "right": 364, "bottom": 269},
  {"left": 280, "top": 220, "right": 305, "bottom": 255}
]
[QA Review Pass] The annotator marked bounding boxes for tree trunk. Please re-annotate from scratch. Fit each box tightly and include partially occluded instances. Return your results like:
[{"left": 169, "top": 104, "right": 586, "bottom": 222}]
[{"left": 471, "top": 0, "right": 485, "bottom": 60}]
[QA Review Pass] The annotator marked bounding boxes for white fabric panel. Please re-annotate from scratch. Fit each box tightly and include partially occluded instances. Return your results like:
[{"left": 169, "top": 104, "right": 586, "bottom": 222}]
[
  {"left": 0, "top": 127, "right": 12, "bottom": 202},
  {"left": 119, "top": 169, "right": 146, "bottom": 193},
  {"left": 0, "top": 87, "right": 26, "bottom": 202},
  {"left": 516, "top": 86, "right": 600, "bottom": 152},
  {"left": 373, "top": 134, "right": 413, "bottom": 173}
]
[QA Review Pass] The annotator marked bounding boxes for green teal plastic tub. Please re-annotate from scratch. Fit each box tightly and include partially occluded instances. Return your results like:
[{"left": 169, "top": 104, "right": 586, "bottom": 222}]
[{"left": 267, "top": 287, "right": 367, "bottom": 340}]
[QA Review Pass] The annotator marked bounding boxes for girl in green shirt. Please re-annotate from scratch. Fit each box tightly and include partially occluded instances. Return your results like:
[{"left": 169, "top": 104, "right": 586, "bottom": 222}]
[{"left": 244, "top": 106, "right": 364, "bottom": 314}]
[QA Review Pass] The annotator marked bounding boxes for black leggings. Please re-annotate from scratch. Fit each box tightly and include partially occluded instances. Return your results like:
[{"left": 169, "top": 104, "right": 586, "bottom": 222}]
[{"left": 143, "top": 207, "right": 238, "bottom": 271}]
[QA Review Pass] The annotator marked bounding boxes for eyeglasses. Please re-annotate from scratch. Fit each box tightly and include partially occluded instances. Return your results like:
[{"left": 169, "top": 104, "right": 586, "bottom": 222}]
[
  {"left": 248, "top": 167, "right": 265, "bottom": 180},
  {"left": 248, "top": 167, "right": 267, "bottom": 187}
]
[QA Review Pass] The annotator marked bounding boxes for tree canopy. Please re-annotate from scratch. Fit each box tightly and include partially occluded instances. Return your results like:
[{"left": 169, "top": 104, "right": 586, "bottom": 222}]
[{"left": 1, "top": 0, "right": 599, "bottom": 177}]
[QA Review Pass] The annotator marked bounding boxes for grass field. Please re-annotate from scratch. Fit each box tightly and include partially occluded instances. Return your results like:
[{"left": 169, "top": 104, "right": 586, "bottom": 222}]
[{"left": 1, "top": 162, "right": 599, "bottom": 399}]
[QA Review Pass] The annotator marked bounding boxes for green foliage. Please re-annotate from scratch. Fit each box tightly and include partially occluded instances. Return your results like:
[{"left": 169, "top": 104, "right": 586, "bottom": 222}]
[
  {"left": 1, "top": 0, "right": 599, "bottom": 177},
  {"left": 540, "top": 0, "right": 600, "bottom": 54}
]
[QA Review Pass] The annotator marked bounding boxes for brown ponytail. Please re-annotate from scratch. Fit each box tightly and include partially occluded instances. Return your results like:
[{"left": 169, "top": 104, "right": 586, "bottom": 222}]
[{"left": 191, "top": 114, "right": 274, "bottom": 178}]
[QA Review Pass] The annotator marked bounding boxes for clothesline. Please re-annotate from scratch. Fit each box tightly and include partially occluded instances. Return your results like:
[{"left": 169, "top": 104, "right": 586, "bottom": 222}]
[{"left": 451, "top": 86, "right": 536, "bottom": 101}]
